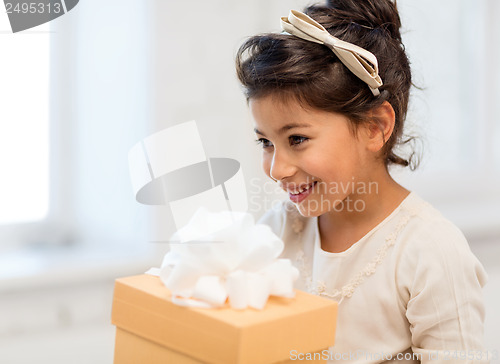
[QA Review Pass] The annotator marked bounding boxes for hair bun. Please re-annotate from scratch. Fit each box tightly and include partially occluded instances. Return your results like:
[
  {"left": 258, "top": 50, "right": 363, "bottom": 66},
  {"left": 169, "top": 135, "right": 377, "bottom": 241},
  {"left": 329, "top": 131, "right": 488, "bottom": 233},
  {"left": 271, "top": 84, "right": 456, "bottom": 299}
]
[{"left": 317, "top": 0, "right": 403, "bottom": 42}]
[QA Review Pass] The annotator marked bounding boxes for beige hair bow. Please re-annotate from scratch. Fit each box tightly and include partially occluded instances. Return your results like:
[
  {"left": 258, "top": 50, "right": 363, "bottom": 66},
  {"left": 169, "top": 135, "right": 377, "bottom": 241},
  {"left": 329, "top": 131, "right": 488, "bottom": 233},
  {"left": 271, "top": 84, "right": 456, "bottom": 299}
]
[{"left": 281, "top": 10, "right": 383, "bottom": 96}]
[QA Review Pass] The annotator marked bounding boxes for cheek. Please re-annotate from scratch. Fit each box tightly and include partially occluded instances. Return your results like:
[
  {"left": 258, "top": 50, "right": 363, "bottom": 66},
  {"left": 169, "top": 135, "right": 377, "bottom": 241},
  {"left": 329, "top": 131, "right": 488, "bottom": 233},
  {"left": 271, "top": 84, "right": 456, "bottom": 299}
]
[
  {"left": 308, "top": 159, "right": 337, "bottom": 183},
  {"left": 307, "top": 145, "right": 358, "bottom": 181}
]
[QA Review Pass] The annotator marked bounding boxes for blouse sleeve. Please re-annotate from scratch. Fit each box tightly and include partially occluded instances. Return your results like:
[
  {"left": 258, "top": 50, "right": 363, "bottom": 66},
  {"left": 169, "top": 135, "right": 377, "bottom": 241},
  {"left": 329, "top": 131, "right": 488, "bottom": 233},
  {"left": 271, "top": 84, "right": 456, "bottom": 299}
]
[{"left": 398, "top": 219, "right": 490, "bottom": 364}]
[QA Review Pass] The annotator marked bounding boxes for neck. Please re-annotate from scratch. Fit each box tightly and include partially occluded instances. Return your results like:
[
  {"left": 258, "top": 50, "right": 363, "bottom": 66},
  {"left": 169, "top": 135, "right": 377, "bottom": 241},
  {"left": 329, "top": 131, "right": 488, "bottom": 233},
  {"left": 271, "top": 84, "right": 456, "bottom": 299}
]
[{"left": 318, "top": 169, "right": 410, "bottom": 252}]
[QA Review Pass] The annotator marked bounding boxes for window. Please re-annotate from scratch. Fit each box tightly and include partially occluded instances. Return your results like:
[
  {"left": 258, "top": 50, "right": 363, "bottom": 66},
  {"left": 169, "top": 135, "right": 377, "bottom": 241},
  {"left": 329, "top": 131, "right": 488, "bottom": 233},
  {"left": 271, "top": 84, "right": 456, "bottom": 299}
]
[{"left": 0, "top": 16, "right": 50, "bottom": 225}]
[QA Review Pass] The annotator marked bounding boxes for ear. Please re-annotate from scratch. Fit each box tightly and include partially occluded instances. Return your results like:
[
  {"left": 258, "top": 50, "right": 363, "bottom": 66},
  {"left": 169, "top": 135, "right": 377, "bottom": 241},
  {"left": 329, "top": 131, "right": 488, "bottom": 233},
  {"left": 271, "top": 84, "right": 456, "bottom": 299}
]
[{"left": 363, "top": 101, "right": 396, "bottom": 153}]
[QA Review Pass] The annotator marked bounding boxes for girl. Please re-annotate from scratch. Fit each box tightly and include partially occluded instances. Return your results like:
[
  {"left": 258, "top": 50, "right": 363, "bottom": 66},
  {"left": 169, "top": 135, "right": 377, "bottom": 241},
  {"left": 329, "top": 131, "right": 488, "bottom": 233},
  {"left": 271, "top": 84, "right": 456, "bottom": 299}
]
[{"left": 235, "top": 0, "right": 488, "bottom": 363}]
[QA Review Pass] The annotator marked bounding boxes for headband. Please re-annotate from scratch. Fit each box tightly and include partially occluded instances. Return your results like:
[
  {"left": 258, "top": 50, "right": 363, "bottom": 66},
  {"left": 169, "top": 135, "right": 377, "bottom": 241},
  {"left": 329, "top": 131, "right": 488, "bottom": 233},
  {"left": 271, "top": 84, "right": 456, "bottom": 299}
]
[{"left": 280, "top": 10, "right": 383, "bottom": 96}]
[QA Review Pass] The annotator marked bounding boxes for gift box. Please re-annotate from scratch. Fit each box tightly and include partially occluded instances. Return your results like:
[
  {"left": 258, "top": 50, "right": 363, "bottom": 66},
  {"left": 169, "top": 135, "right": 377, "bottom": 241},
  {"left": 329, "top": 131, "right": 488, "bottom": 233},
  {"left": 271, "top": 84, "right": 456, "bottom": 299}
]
[{"left": 111, "top": 274, "right": 337, "bottom": 364}]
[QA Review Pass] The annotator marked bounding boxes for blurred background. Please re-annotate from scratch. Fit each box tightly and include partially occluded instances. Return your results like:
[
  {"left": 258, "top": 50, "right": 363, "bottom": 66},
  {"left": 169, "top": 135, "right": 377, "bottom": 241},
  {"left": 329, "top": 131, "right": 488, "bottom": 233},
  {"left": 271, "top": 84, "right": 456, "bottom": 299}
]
[{"left": 0, "top": 0, "right": 498, "bottom": 363}]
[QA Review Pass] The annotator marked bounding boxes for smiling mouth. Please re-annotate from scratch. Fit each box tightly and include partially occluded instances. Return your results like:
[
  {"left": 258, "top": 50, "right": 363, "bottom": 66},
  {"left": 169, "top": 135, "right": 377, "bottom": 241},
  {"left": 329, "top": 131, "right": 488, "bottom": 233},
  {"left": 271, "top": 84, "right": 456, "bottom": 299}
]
[
  {"left": 288, "top": 181, "right": 317, "bottom": 203},
  {"left": 289, "top": 181, "right": 317, "bottom": 195}
]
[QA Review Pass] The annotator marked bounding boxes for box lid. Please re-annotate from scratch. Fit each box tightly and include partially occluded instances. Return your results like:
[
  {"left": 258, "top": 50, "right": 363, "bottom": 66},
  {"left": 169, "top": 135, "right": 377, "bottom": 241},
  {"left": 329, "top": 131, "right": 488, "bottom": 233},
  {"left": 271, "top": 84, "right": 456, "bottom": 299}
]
[{"left": 112, "top": 274, "right": 337, "bottom": 364}]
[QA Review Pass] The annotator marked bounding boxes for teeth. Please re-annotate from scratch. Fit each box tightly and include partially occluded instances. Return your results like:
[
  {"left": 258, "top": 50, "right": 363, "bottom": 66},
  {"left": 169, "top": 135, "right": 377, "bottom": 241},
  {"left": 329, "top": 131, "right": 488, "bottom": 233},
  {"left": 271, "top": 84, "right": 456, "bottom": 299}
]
[{"left": 291, "top": 183, "right": 314, "bottom": 195}]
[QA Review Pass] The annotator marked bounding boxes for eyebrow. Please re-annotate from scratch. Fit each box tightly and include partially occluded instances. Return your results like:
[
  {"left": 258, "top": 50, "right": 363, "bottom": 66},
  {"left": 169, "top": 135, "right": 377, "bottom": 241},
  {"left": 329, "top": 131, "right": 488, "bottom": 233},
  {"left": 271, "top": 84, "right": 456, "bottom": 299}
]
[{"left": 253, "top": 123, "right": 312, "bottom": 136}]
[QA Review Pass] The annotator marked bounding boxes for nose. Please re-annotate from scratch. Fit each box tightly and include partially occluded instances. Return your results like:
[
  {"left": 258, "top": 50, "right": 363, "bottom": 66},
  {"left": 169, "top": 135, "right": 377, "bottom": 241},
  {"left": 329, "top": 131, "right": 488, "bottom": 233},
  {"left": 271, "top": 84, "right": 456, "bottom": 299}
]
[{"left": 269, "top": 148, "right": 296, "bottom": 182}]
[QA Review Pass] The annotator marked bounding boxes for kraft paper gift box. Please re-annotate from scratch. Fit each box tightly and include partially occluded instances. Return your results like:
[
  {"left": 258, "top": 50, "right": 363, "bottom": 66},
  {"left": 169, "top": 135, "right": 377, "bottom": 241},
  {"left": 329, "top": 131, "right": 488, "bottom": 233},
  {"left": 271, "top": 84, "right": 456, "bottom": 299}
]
[{"left": 111, "top": 274, "right": 337, "bottom": 364}]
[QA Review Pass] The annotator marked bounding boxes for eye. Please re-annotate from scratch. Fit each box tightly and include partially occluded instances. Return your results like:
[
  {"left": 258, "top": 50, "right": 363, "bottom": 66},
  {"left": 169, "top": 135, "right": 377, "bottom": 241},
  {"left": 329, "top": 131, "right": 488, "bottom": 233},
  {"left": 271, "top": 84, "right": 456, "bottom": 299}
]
[
  {"left": 289, "top": 135, "right": 309, "bottom": 146},
  {"left": 255, "top": 138, "right": 273, "bottom": 149}
]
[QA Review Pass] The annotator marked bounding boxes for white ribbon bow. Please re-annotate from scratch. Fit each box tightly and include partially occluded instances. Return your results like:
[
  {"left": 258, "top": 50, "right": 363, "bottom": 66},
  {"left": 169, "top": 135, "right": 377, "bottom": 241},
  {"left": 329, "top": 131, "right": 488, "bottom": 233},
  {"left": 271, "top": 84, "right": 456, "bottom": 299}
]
[
  {"left": 157, "top": 207, "right": 299, "bottom": 310},
  {"left": 280, "top": 10, "right": 383, "bottom": 96}
]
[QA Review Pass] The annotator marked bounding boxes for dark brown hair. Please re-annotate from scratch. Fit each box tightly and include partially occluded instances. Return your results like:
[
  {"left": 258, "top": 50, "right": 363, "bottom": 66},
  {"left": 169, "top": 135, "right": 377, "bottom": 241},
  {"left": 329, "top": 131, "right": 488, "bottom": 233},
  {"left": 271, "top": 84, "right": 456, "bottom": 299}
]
[{"left": 235, "top": 0, "right": 419, "bottom": 170}]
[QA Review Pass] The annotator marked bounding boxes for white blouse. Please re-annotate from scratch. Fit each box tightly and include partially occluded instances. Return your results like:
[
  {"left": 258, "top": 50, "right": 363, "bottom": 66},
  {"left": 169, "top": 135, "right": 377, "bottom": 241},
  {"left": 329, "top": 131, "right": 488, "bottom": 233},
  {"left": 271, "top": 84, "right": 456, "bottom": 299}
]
[{"left": 258, "top": 191, "right": 489, "bottom": 363}]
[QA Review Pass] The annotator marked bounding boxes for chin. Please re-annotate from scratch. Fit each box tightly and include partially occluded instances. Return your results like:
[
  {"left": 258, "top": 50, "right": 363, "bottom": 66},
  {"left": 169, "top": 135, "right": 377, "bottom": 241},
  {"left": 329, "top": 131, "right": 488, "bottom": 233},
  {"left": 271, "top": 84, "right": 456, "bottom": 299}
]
[
  {"left": 294, "top": 201, "right": 327, "bottom": 218},
  {"left": 294, "top": 195, "right": 347, "bottom": 217}
]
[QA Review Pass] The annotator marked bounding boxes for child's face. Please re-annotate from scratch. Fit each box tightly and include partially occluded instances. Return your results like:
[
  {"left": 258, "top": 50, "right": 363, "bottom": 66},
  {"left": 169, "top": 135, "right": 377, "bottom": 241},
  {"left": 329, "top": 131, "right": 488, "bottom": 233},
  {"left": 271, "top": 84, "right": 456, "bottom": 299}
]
[{"left": 250, "top": 95, "right": 378, "bottom": 217}]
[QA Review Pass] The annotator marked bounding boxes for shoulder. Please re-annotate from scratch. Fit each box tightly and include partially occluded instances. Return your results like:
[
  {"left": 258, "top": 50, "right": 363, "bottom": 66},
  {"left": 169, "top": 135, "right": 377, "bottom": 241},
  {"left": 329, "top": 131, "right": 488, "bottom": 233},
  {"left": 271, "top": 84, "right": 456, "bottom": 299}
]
[
  {"left": 256, "top": 199, "right": 308, "bottom": 238},
  {"left": 401, "top": 194, "right": 477, "bottom": 259},
  {"left": 396, "top": 192, "right": 488, "bottom": 289}
]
